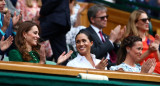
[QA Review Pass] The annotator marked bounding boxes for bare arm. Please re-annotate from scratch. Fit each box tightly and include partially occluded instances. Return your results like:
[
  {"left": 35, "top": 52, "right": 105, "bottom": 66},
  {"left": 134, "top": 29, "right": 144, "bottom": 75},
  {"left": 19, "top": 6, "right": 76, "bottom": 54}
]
[{"left": 74, "top": 3, "right": 88, "bottom": 27}]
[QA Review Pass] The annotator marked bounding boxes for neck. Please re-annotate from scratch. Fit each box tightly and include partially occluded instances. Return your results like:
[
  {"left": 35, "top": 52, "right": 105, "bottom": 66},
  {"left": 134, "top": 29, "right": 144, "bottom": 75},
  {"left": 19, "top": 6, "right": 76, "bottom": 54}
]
[
  {"left": 83, "top": 53, "right": 95, "bottom": 67},
  {"left": 138, "top": 30, "right": 146, "bottom": 41},
  {"left": 25, "top": 43, "right": 32, "bottom": 52},
  {"left": 124, "top": 54, "right": 135, "bottom": 67}
]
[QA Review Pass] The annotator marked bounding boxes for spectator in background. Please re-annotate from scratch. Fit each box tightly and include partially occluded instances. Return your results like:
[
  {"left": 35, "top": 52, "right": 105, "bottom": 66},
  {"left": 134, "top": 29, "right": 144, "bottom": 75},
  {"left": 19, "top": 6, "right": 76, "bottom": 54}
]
[
  {"left": 39, "top": 0, "right": 71, "bottom": 64},
  {"left": 84, "top": 5, "right": 124, "bottom": 69},
  {"left": 110, "top": 36, "right": 156, "bottom": 74},
  {"left": 0, "top": 0, "right": 21, "bottom": 60},
  {"left": 66, "top": 0, "right": 87, "bottom": 52},
  {"left": 123, "top": 9, "right": 160, "bottom": 74},
  {"left": 149, "top": 0, "right": 160, "bottom": 19},
  {"left": 5, "top": 0, "right": 20, "bottom": 16},
  {"left": 16, "top": 0, "right": 41, "bottom": 21},
  {"left": 136, "top": 0, "right": 151, "bottom": 16},
  {"left": 76, "top": 0, "right": 91, "bottom": 2},
  {"left": 10, "top": 0, "right": 18, "bottom": 7}
]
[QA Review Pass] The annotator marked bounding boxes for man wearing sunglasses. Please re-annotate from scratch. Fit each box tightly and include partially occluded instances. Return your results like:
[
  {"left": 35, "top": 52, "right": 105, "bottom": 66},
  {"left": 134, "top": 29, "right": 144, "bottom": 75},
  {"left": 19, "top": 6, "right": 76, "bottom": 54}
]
[{"left": 84, "top": 5, "right": 122, "bottom": 69}]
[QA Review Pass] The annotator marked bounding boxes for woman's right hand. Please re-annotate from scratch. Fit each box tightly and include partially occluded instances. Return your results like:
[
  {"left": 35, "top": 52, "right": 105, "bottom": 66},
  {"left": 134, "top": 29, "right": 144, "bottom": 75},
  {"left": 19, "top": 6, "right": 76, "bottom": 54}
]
[
  {"left": 39, "top": 44, "right": 46, "bottom": 64},
  {"left": 141, "top": 58, "right": 156, "bottom": 74}
]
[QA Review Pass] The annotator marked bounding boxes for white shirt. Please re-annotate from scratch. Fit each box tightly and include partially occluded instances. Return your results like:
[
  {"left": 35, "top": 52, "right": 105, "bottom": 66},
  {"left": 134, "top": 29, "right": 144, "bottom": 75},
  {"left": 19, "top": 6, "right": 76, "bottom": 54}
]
[
  {"left": 91, "top": 25, "right": 106, "bottom": 42},
  {"left": 67, "top": 53, "right": 107, "bottom": 70}
]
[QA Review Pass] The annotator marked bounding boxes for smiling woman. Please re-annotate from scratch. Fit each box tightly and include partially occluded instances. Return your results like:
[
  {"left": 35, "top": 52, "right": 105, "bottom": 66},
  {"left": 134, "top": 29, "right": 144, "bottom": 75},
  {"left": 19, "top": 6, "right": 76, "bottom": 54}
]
[
  {"left": 110, "top": 36, "right": 156, "bottom": 73},
  {"left": 67, "top": 29, "right": 108, "bottom": 70},
  {"left": 8, "top": 21, "right": 73, "bottom": 64},
  {"left": 8, "top": 21, "right": 43, "bottom": 63},
  {"left": 123, "top": 10, "right": 160, "bottom": 74}
]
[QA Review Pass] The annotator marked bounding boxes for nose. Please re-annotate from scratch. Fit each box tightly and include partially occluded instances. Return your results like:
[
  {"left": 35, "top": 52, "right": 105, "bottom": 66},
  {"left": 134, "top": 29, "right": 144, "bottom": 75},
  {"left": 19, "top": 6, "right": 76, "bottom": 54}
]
[
  {"left": 146, "top": 20, "right": 150, "bottom": 24},
  {"left": 37, "top": 34, "right": 40, "bottom": 38},
  {"left": 104, "top": 17, "right": 107, "bottom": 21},
  {"left": 140, "top": 50, "right": 142, "bottom": 55},
  {"left": 2, "top": 0, "right": 6, "bottom": 5},
  {"left": 79, "top": 41, "right": 84, "bottom": 46}
]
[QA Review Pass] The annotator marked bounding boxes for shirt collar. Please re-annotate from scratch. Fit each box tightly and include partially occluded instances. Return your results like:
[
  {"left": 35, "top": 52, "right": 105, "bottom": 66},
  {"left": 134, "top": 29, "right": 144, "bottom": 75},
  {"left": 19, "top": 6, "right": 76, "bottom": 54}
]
[
  {"left": 77, "top": 53, "right": 96, "bottom": 62},
  {"left": 91, "top": 24, "right": 102, "bottom": 34}
]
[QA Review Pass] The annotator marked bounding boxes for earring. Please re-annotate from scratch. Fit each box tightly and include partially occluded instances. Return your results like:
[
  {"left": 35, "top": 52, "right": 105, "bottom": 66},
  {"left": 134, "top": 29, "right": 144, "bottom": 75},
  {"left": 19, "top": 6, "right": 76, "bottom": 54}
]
[{"left": 127, "top": 50, "right": 130, "bottom": 53}]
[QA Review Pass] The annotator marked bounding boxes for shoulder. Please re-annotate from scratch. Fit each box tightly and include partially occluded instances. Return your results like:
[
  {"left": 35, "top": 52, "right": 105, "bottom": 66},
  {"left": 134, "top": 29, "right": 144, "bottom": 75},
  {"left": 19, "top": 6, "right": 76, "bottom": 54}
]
[
  {"left": 84, "top": 26, "right": 92, "bottom": 32},
  {"left": 8, "top": 49, "right": 23, "bottom": 61},
  {"left": 67, "top": 56, "right": 79, "bottom": 66},
  {"left": 149, "top": 35, "right": 155, "bottom": 40},
  {"left": 67, "top": 54, "right": 82, "bottom": 67},
  {"left": 9, "top": 49, "right": 20, "bottom": 54},
  {"left": 110, "top": 63, "right": 126, "bottom": 71}
]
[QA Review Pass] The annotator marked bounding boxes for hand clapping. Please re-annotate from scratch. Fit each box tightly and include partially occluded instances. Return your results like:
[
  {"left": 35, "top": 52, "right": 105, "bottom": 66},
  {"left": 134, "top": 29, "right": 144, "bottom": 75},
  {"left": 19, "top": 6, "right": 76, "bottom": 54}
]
[
  {"left": 141, "top": 58, "right": 156, "bottom": 73},
  {"left": 95, "top": 57, "right": 108, "bottom": 70},
  {"left": 0, "top": 36, "right": 13, "bottom": 51}
]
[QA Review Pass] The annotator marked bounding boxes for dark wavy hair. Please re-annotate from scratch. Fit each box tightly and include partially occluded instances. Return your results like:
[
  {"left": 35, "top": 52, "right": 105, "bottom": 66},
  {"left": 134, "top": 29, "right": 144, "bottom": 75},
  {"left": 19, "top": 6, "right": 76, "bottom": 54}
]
[
  {"left": 116, "top": 35, "right": 142, "bottom": 65},
  {"left": 15, "top": 21, "right": 41, "bottom": 61},
  {"left": 75, "top": 29, "right": 93, "bottom": 42}
]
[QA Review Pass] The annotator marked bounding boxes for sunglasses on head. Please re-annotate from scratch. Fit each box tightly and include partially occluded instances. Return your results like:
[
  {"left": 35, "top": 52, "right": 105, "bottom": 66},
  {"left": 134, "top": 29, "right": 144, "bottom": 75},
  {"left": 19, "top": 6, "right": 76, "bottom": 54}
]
[
  {"left": 136, "top": 18, "right": 151, "bottom": 23},
  {"left": 95, "top": 15, "right": 109, "bottom": 20}
]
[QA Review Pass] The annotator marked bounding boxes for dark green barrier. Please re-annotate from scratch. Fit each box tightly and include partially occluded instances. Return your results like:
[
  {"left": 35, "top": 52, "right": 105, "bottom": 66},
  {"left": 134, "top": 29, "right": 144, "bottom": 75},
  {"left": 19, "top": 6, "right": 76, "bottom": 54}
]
[{"left": 0, "top": 71, "right": 159, "bottom": 86}]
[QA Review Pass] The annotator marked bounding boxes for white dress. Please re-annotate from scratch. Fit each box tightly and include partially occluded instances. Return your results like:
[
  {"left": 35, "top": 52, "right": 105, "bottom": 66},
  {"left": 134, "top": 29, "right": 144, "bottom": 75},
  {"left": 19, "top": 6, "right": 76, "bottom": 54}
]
[
  {"left": 67, "top": 53, "right": 108, "bottom": 70},
  {"left": 110, "top": 63, "right": 141, "bottom": 72}
]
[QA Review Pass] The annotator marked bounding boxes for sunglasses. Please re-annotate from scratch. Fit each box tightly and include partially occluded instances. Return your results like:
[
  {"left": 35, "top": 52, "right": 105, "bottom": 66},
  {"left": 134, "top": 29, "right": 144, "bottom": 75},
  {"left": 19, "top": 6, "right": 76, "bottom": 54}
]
[
  {"left": 95, "top": 15, "right": 109, "bottom": 20},
  {"left": 136, "top": 18, "right": 151, "bottom": 23}
]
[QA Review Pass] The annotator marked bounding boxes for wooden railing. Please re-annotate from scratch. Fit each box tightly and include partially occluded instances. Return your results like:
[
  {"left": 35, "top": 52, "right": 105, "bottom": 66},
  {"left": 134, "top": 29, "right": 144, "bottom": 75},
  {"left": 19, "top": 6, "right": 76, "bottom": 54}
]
[
  {"left": 79, "top": 2, "right": 160, "bottom": 35},
  {"left": 0, "top": 61, "right": 160, "bottom": 83}
]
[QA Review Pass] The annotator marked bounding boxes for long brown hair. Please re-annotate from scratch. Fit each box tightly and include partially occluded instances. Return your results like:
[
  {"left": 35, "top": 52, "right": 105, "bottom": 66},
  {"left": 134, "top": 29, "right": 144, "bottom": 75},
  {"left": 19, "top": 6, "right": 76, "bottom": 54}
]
[
  {"left": 15, "top": 21, "right": 41, "bottom": 61},
  {"left": 123, "top": 10, "right": 147, "bottom": 38},
  {"left": 26, "top": 0, "right": 42, "bottom": 7}
]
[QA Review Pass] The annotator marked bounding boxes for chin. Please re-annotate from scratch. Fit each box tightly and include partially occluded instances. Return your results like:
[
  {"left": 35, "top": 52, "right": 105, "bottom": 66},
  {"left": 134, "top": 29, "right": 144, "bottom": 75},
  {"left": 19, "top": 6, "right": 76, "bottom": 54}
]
[
  {"left": 78, "top": 51, "right": 86, "bottom": 56},
  {"left": 32, "top": 43, "right": 38, "bottom": 46}
]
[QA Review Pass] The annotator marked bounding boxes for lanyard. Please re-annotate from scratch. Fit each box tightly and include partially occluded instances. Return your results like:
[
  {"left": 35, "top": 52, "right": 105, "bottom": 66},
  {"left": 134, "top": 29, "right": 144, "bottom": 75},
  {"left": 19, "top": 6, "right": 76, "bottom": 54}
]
[{"left": 0, "top": 13, "right": 3, "bottom": 28}]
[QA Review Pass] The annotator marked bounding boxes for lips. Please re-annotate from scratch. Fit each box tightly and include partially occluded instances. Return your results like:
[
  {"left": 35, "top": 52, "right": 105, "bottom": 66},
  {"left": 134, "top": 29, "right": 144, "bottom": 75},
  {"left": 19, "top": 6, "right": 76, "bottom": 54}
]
[
  {"left": 79, "top": 47, "right": 85, "bottom": 50},
  {"left": 145, "top": 24, "right": 149, "bottom": 28}
]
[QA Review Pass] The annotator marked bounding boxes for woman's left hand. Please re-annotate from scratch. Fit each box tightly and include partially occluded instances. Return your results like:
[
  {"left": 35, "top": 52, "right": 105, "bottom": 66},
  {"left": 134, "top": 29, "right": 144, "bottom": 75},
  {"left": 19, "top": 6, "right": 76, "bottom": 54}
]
[
  {"left": 95, "top": 57, "right": 108, "bottom": 70},
  {"left": 39, "top": 44, "right": 46, "bottom": 64}
]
